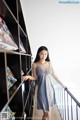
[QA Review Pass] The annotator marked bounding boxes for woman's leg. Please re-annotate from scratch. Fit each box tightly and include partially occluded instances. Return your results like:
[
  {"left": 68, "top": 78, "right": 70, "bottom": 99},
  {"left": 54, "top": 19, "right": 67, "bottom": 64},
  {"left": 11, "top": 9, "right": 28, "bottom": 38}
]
[{"left": 42, "top": 111, "right": 51, "bottom": 120}]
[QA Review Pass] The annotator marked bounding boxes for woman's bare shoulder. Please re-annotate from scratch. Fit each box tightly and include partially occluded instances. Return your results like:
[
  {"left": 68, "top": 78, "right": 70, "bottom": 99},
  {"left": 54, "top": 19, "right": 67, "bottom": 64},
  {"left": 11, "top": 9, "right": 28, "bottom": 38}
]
[{"left": 32, "top": 62, "right": 37, "bottom": 68}]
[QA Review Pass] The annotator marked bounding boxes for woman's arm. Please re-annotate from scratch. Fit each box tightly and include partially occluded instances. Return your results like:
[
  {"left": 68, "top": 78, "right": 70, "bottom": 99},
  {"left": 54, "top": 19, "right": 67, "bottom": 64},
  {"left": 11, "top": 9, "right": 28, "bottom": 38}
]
[
  {"left": 51, "top": 62, "right": 65, "bottom": 88},
  {"left": 21, "top": 63, "right": 37, "bottom": 81}
]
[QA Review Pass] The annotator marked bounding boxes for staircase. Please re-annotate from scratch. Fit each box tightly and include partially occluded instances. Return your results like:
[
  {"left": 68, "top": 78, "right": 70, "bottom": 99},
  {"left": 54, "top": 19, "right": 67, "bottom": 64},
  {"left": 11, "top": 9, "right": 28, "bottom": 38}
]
[
  {"left": 31, "top": 78, "right": 80, "bottom": 120},
  {"left": 20, "top": 73, "right": 80, "bottom": 120}
]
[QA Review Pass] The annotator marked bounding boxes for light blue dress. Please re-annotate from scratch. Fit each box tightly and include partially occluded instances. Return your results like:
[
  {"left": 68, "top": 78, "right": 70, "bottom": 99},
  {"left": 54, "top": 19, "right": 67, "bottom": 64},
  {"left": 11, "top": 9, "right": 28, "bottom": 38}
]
[{"left": 36, "top": 62, "right": 56, "bottom": 111}]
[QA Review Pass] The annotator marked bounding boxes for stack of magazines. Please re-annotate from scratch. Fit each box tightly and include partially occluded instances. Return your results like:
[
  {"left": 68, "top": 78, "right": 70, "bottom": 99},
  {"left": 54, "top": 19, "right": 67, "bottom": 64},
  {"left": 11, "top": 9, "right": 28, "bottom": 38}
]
[
  {"left": 0, "top": 106, "right": 15, "bottom": 120},
  {"left": 0, "top": 17, "right": 18, "bottom": 50},
  {"left": 6, "top": 67, "right": 17, "bottom": 89}
]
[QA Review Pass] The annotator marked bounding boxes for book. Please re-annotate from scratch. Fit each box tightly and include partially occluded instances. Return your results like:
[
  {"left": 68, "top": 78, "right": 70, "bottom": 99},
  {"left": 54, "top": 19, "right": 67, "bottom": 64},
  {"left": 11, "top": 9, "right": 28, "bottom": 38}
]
[
  {"left": 0, "top": 17, "right": 18, "bottom": 50},
  {"left": 6, "top": 67, "right": 17, "bottom": 89}
]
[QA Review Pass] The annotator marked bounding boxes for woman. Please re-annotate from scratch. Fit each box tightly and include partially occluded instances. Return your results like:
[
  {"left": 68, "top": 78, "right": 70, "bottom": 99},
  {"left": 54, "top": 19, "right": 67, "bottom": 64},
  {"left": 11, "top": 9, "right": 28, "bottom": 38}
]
[{"left": 22, "top": 46, "right": 62, "bottom": 120}]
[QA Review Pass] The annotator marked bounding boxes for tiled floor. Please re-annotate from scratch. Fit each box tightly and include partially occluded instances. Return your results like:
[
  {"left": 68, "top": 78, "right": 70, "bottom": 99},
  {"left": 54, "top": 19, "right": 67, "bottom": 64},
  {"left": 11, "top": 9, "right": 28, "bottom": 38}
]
[{"left": 32, "top": 87, "right": 62, "bottom": 120}]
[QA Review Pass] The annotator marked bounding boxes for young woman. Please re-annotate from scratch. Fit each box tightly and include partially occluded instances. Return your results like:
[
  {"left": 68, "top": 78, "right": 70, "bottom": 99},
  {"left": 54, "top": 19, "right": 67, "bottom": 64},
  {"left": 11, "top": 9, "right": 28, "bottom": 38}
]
[{"left": 22, "top": 46, "right": 62, "bottom": 120}]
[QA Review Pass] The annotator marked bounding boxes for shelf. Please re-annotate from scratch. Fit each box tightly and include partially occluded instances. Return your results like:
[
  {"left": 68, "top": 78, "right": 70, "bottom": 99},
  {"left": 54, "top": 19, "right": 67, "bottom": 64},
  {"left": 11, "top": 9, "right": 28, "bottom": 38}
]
[
  {"left": 4, "top": 0, "right": 17, "bottom": 19},
  {"left": 1, "top": 0, "right": 18, "bottom": 25},
  {"left": 0, "top": 53, "right": 7, "bottom": 111},
  {"left": 0, "top": 0, "right": 33, "bottom": 119}
]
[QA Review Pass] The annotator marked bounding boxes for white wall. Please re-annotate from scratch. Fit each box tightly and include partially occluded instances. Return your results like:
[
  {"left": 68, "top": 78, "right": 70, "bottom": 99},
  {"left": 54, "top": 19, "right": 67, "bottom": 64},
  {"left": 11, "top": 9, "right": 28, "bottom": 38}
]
[{"left": 20, "top": 0, "right": 80, "bottom": 101}]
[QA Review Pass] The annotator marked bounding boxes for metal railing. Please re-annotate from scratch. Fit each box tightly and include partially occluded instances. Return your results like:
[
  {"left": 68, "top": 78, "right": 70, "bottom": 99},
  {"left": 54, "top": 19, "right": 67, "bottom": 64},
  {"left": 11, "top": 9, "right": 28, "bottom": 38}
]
[{"left": 53, "top": 78, "right": 80, "bottom": 120}]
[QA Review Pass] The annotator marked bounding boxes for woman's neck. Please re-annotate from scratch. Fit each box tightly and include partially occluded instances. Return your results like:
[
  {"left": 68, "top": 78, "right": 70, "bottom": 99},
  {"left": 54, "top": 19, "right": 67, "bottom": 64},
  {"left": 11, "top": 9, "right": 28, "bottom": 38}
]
[{"left": 39, "top": 60, "right": 47, "bottom": 64}]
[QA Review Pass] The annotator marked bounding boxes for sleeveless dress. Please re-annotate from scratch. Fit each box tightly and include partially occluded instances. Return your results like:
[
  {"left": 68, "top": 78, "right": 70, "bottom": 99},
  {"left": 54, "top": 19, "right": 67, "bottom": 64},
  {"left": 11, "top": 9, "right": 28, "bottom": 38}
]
[{"left": 36, "top": 62, "right": 56, "bottom": 112}]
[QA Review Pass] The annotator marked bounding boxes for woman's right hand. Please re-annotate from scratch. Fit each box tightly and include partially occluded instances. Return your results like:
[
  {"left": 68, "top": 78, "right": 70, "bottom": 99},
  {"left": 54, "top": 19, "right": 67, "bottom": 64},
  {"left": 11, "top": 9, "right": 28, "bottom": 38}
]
[{"left": 21, "top": 75, "right": 30, "bottom": 81}]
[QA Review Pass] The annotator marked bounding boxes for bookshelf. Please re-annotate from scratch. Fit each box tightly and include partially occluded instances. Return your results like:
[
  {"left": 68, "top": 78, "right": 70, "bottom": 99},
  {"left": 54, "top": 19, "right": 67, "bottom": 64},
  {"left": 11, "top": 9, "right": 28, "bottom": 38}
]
[{"left": 0, "top": 0, "right": 33, "bottom": 119}]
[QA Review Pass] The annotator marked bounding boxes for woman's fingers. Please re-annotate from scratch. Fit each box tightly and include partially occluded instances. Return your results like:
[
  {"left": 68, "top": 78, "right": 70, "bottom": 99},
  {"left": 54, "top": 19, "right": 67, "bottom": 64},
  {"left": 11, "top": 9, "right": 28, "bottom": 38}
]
[{"left": 21, "top": 76, "right": 28, "bottom": 81}]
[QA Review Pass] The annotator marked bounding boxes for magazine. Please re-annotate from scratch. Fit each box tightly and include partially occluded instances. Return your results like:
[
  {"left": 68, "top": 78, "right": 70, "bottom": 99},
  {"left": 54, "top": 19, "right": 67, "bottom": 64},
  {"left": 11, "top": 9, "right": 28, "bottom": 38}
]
[{"left": 0, "top": 17, "right": 18, "bottom": 50}]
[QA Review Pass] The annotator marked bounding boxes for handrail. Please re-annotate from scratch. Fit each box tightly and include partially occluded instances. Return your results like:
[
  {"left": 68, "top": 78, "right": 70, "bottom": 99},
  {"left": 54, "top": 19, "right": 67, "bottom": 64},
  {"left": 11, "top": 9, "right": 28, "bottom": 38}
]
[
  {"left": 65, "top": 88, "right": 80, "bottom": 107},
  {"left": 54, "top": 77, "right": 80, "bottom": 120},
  {"left": 55, "top": 79, "right": 67, "bottom": 89},
  {"left": 55, "top": 78, "right": 80, "bottom": 107}
]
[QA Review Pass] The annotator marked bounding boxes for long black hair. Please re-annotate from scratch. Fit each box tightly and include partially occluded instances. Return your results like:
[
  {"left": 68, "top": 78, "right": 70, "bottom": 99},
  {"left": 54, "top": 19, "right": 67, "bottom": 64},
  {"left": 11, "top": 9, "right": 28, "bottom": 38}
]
[{"left": 34, "top": 46, "right": 50, "bottom": 63}]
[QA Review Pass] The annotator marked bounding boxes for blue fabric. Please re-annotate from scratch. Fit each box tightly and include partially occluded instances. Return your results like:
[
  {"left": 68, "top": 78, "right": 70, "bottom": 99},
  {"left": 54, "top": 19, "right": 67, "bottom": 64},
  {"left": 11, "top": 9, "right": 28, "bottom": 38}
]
[{"left": 36, "top": 65, "right": 56, "bottom": 111}]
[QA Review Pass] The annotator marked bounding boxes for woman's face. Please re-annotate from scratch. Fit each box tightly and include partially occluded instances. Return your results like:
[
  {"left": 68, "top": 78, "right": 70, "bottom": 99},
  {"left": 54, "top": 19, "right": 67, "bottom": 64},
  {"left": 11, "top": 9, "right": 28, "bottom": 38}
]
[{"left": 39, "top": 50, "right": 48, "bottom": 61}]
